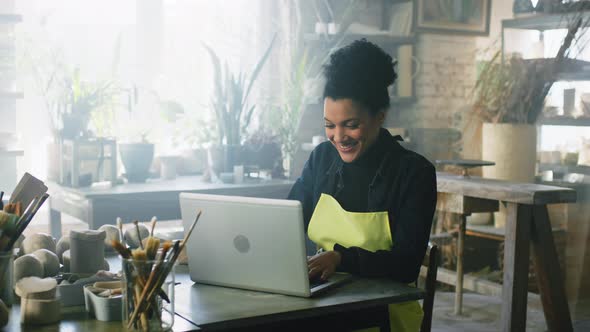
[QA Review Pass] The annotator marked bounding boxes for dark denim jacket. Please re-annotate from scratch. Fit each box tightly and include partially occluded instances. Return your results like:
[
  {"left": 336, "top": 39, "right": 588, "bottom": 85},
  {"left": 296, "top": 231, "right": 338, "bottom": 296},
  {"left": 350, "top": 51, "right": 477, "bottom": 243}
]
[{"left": 288, "top": 128, "right": 437, "bottom": 283}]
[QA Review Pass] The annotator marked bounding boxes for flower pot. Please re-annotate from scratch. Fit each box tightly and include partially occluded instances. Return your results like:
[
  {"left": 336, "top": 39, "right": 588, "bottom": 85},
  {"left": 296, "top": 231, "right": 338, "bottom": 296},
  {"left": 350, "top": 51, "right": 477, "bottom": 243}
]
[
  {"left": 482, "top": 123, "right": 537, "bottom": 227},
  {"left": 119, "top": 143, "right": 154, "bottom": 183},
  {"left": 61, "top": 113, "right": 91, "bottom": 140}
]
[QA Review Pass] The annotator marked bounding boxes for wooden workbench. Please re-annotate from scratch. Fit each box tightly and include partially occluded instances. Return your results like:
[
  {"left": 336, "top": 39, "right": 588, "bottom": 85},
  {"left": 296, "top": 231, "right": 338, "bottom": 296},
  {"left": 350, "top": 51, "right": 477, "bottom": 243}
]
[{"left": 435, "top": 172, "right": 576, "bottom": 332}]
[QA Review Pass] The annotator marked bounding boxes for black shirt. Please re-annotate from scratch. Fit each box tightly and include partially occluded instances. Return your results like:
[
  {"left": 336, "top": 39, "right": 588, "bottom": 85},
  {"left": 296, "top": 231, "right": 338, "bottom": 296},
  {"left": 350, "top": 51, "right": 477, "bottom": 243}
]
[
  {"left": 337, "top": 133, "right": 387, "bottom": 212},
  {"left": 287, "top": 128, "right": 437, "bottom": 283}
]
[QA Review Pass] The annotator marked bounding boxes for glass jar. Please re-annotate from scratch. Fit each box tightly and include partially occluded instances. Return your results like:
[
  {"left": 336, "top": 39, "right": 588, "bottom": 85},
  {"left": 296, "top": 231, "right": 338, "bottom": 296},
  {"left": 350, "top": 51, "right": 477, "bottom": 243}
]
[
  {"left": 0, "top": 250, "right": 13, "bottom": 306},
  {"left": 122, "top": 258, "right": 175, "bottom": 331}
]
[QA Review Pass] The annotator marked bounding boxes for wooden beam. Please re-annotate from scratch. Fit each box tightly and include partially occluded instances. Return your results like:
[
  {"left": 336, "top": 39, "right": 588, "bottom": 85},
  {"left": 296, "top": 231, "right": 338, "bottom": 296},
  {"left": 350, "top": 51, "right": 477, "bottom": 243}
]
[
  {"left": 531, "top": 206, "right": 573, "bottom": 332},
  {"left": 436, "top": 192, "right": 498, "bottom": 214},
  {"left": 426, "top": 267, "right": 542, "bottom": 306},
  {"left": 501, "top": 203, "right": 532, "bottom": 332},
  {"left": 437, "top": 172, "right": 577, "bottom": 205}
]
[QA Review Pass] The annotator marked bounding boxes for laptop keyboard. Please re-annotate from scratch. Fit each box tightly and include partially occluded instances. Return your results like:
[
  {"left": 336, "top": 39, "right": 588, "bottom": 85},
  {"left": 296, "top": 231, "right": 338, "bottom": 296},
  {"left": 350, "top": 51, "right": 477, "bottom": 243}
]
[{"left": 309, "top": 277, "right": 328, "bottom": 288}]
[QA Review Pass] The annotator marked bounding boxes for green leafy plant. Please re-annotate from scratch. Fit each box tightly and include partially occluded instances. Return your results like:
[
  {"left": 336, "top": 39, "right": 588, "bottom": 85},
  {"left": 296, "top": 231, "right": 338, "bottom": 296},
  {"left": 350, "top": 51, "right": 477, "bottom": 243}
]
[
  {"left": 63, "top": 68, "right": 118, "bottom": 138},
  {"left": 203, "top": 34, "right": 277, "bottom": 146}
]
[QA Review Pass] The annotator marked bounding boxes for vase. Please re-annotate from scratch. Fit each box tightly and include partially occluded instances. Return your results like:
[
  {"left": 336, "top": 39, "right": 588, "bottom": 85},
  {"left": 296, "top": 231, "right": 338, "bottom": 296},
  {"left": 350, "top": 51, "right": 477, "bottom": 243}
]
[
  {"left": 482, "top": 123, "right": 537, "bottom": 228},
  {"left": 119, "top": 143, "right": 155, "bottom": 183}
]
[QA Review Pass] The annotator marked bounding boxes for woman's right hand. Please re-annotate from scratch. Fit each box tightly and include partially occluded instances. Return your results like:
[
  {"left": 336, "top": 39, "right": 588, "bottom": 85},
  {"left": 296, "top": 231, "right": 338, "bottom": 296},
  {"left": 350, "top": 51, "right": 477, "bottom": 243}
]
[{"left": 307, "top": 250, "right": 342, "bottom": 280}]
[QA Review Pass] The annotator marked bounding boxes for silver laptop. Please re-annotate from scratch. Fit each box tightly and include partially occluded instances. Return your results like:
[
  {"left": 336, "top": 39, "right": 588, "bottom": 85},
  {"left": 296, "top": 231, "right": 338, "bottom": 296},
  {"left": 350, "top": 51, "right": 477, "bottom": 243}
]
[{"left": 179, "top": 192, "right": 352, "bottom": 297}]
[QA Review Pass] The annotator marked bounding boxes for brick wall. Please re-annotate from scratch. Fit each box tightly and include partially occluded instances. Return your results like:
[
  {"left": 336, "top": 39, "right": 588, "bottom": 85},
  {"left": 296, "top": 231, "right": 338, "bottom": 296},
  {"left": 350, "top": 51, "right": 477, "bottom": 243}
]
[{"left": 387, "top": 34, "right": 478, "bottom": 161}]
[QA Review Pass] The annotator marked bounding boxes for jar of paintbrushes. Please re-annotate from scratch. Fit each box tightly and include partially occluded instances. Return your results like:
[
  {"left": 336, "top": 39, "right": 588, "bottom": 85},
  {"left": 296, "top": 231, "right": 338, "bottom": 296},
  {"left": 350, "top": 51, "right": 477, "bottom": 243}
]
[
  {"left": 113, "top": 211, "right": 200, "bottom": 331},
  {"left": 0, "top": 193, "right": 49, "bottom": 307}
]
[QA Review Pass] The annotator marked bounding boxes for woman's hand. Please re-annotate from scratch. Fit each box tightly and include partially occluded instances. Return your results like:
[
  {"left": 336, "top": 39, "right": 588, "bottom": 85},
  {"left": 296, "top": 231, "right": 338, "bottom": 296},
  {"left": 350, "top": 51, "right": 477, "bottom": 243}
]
[{"left": 308, "top": 250, "right": 342, "bottom": 280}]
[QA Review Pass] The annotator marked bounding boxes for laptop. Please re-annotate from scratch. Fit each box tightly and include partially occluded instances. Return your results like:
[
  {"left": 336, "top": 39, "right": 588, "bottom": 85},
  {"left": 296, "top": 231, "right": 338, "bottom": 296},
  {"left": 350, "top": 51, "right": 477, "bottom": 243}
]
[{"left": 179, "top": 192, "right": 352, "bottom": 297}]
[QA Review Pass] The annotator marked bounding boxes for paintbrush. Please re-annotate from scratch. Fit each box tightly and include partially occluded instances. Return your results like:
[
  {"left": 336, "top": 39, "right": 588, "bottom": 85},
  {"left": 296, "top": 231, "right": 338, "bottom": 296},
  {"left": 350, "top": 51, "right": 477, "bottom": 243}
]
[
  {"left": 111, "top": 240, "right": 132, "bottom": 259},
  {"left": 114, "top": 239, "right": 170, "bottom": 304},
  {"left": 149, "top": 216, "right": 157, "bottom": 237},
  {"left": 144, "top": 237, "right": 160, "bottom": 261},
  {"left": 127, "top": 210, "right": 201, "bottom": 327},
  {"left": 116, "top": 217, "right": 124, "bottom": 243},
  {"left": 5, "top": 194, "right": 49, "bottom": 251},
  {"left": 133, "top": 220, "right": 144, "bottom": 250}
]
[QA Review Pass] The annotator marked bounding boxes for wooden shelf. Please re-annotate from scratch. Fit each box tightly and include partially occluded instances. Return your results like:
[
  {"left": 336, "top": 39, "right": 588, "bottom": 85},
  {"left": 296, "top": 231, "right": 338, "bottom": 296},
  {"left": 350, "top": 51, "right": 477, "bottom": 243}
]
[
  {"left": 539, "top": 116, "right": 590, "bottom": 126},
  {"left": 502, "top": 11, "right": 590, "bottom": 31},
  {"left": 539, "top": 163, "right": 590, "bottom": 175},
  {"left": 521, "top": 58, "right": 590, "bottom": 81},
  {"left": 304, "top": 33, "right": 415, "bottom": 47},
  {"left": 0, "top": 150, "right": 23, "bottom": 157},
  {"left": 0, "top": 91, "right": 22, "bottom": 99},
  {"left": 0, "top": 14, "right": 22, "bottom": 24}
]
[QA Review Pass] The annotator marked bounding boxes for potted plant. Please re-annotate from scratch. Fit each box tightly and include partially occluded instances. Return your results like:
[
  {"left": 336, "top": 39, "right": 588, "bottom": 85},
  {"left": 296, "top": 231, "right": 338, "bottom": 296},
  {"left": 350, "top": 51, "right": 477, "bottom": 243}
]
[
  {"left": 241, "top": 129, "right": 284, "bottom": 178},
  {"left": 117, "top": 85, "right": 155, "bottom": 183},
  {"left": 203, "top": 34, "right": 276, "bottom": 174}
]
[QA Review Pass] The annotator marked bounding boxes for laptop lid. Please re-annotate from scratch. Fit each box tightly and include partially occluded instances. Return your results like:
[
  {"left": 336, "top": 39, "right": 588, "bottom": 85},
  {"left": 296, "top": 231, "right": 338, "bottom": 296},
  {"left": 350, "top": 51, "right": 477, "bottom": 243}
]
[{"left": 180, "top": 193, "right": 313, "bottom": 297}]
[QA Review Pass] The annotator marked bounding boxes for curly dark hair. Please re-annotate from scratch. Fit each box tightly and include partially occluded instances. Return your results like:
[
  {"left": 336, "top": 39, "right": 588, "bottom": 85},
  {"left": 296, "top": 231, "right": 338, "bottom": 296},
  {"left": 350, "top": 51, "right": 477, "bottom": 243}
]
[{"left": 323, "top": 39, "right": 397, "bottom": 115}]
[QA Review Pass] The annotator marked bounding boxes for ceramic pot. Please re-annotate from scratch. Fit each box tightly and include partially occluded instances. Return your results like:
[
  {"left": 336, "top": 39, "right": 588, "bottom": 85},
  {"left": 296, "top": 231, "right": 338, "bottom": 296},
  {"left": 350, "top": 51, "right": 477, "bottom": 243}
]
[
  {"left": 119, "top": 143, "right": 154, "bottom": 183},
  {"left": 482, "top": 123, "right": 537, "bottom": 228}
]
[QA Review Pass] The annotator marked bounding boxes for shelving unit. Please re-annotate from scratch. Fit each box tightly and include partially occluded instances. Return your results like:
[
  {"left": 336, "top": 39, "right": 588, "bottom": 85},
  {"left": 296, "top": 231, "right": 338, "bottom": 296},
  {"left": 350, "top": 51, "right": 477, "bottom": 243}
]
[
  {"left": 0, "top": 7, "right": 22, "bottom": 193},
  {"left": 539, "top": 115, "right": 590, "bottom": 126},
  {"left": 501, "top": 12, "right": 590, "bottom": 126},
  {"left": 502, "top": 11, "right": 590, "bottom": 31}
]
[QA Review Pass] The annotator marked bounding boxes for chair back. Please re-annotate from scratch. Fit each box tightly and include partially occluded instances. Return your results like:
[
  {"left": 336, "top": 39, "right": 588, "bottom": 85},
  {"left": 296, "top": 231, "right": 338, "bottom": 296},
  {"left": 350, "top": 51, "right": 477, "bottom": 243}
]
[{"left": 420, "top": 242, "right": 439, "bottom": 332}]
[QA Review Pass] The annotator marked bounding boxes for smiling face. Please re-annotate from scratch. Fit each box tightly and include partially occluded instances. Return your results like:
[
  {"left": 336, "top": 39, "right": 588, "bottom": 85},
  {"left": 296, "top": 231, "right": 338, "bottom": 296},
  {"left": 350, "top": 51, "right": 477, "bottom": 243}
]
[{"left": 323, "top": 97, "right": 385, "bottom": 163}]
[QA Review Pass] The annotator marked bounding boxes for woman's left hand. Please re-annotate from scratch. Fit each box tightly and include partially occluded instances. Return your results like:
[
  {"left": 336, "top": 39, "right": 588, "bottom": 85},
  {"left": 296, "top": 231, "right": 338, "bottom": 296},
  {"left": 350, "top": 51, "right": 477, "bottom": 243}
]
[{"left": 308, "top": 250, "right": 342, "bottom": 280}]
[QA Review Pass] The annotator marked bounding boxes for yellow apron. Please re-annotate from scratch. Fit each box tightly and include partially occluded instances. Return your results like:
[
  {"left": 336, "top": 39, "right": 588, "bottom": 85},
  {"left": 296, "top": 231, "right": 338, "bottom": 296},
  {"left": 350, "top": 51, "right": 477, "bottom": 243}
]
[{"left": 308, "top": 194, "right": 423, "bottom": 332}]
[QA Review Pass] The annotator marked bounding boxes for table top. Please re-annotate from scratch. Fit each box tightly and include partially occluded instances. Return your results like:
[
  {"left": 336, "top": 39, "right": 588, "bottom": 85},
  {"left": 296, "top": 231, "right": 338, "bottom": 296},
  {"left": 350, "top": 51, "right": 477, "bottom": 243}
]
[
  {"left": 174, "top": 270, "right": 424, "bottom": 331},
  {"left": 48, "top": 176, "right": 294, "bottom": 198},
  {"left": 436, "top": 172, "right": 577, "bottom": 205},
  {"left": 4, "top": 260, "right": 422, "bottom": 331},
  {"left": 6, "top": 304, "right": 200, "bottom": 332}
]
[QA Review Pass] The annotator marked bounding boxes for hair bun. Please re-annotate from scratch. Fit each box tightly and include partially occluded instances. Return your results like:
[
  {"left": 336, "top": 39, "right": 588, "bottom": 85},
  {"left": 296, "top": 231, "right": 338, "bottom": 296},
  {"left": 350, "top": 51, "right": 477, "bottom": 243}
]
[{"left": 322, "top": 39, "right": 398, "bottom": 114}]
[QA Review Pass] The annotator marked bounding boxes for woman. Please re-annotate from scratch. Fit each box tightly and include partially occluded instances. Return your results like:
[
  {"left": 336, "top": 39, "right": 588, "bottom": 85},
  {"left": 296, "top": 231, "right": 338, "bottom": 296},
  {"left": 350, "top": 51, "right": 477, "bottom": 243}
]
[{"left": 288, "top": 39, "right": 437, "bottom": 331}]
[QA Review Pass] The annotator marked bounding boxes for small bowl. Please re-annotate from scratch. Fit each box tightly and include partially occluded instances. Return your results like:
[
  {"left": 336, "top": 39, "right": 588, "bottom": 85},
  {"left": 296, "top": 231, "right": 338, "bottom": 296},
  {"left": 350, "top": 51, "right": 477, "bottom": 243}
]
[{"left": 83, "top": 285, "right": 122, "bottom": 321}]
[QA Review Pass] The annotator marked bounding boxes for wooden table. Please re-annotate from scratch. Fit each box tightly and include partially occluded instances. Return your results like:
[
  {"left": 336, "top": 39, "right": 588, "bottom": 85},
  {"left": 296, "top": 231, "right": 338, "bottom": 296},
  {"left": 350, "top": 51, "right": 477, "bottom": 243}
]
[
  {"left": 5, "top": 264, "right": 423, "bottom": 331},
  {"left": 436, "top": 172, "right": 576, "bottom": 332},
  {"left": 48, "top": 176, "right": 294, "bottom": 237},
  {"left": 174, "top": 270, "right": 424, "bottom": 331}
]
